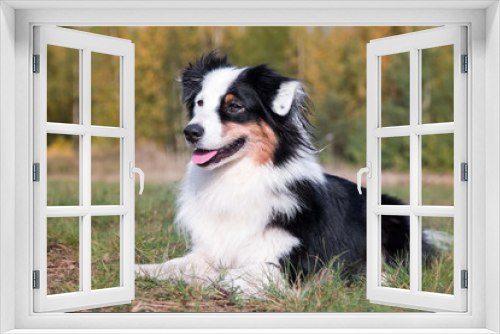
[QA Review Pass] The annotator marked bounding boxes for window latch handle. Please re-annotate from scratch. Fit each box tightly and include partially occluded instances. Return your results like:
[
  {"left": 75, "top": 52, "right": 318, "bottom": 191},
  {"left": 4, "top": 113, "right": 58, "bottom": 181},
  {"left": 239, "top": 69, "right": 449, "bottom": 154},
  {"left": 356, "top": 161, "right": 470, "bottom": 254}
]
[
  {"left": 357, "top": 162, "right": 371, "bottom": 195},
  {"left": 129, "top": 161, "right": 144, "bottom": 195}
]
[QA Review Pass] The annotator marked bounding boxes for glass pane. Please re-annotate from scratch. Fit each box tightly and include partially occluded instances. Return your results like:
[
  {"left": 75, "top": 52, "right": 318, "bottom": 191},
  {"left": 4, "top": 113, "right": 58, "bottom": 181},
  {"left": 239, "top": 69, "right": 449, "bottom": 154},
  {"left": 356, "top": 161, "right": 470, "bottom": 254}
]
[
  {"left": 381, "top": 52, "right": 410, "bottom": 127},
  {"left": 421, "top": 133, "right": 454, "bottom": 206},
  {"left": 91, "top": 52, "right": 120, "bottom": 127},
  {"left": 47, "top": 217, "right": 80, "bottom": 295},
  {"left": 47, "top": 45, "right": 80, "bottom": 124},
  {"left": 92, "top": 216, "right": 120, "bottom": 290},
  {"left": 421, "top": 217, "right": 454, "bottom": 294},
  {"left": 421, "top": 45, "right": 454, "bottom": 124},
  {"left": 91, "top": 137, "right": 121, "bottom": 205},
  {"left": 47, "top": 134, "right": 79, "bottom": 206},
  {"left": 380, "top": 215, "right": 410, "bottom": 290},
  {"left": 381, "top": 136, "right": 410, "bottom": 203}
]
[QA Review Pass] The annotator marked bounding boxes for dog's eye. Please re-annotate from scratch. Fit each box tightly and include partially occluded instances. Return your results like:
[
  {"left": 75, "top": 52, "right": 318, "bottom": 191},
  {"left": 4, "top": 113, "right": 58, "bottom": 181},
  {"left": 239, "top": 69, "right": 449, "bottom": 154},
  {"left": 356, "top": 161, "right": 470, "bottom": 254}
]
[
  {"left": 227, "top": 102, "right": 243, "bottom": 113},
  {"left": 197, "top": 100, "right": 203, "bottom": 107}
]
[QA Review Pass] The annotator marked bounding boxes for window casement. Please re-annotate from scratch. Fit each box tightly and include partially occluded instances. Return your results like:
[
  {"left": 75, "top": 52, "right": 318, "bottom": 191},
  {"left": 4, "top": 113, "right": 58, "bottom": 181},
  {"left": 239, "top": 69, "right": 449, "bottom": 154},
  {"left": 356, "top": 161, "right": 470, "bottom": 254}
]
[
  {"left": 365, "top": 26, "right": 468, "bottom": 312},
  {"left": 2, "top": 3, "right": 497, "bottom": 334},
  {"left": 33, "top": 26, "right": 137, "bottom": 312}
]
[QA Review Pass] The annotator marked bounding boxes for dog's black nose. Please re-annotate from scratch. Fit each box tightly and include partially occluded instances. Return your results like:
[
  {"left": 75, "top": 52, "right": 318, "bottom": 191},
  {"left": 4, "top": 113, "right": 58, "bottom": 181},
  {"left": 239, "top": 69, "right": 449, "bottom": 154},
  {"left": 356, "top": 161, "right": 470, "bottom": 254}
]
[{"left": 184, "top": 124, "right": 205, "bottom": 144}]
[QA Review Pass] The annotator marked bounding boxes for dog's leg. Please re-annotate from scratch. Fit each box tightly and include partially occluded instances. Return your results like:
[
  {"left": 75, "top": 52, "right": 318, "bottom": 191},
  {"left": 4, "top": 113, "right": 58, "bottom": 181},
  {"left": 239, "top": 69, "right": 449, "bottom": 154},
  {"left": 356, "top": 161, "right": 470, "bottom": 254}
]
[
  {"left": 135, "top": 253, "right": 216, "bottom": 286},
  {"left": 218, "top": 263, "right": 286, "bottom": 297}
]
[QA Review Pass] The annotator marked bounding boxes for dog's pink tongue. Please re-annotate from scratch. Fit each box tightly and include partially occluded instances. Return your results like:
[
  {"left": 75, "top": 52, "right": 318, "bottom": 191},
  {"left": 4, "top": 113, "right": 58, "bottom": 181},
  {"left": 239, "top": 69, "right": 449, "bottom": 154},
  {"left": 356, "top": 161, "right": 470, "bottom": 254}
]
[{"left": 192, "top": 149, "right": 218, "bottom": 165}]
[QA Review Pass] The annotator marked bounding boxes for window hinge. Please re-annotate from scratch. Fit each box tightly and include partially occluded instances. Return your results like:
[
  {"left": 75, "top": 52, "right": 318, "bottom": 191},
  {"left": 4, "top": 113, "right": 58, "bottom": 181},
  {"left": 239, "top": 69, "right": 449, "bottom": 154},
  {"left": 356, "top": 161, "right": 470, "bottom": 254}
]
[
  {"left": 33, "top": 54, "right": 40, "bottom": 73},
  {"left": 33, "top": 163, "right": 40, "bottom": 182},
  {"left": 461, "top": 162, "right": 468, "bottom": 181},
  {"left": 461, "top": 270, "right": 468, "bottom": 289},
  {"left": 461, "top": 54, "right": 468, "bottom": 73},
  {"left": 33, "top": 270, "right": 40, "bottom": 289}
]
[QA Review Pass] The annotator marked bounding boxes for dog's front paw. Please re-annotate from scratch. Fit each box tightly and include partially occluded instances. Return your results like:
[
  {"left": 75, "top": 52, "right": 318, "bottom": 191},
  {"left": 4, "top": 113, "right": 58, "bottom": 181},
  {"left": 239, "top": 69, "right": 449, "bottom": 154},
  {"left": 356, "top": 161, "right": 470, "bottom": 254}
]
[
  {"left": 134, "top": 264, "right": 144, "bottom": 276},
  {"left": 135, "top": 262, "right": 211, "bottom": 285}
]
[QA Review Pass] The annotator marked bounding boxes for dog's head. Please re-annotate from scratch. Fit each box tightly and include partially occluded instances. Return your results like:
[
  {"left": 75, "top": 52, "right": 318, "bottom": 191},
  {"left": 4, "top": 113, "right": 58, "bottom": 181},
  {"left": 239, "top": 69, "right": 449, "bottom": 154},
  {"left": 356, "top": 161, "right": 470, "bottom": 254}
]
[{"left": 181, "top": 51, "right": 314, "bottom": 170}]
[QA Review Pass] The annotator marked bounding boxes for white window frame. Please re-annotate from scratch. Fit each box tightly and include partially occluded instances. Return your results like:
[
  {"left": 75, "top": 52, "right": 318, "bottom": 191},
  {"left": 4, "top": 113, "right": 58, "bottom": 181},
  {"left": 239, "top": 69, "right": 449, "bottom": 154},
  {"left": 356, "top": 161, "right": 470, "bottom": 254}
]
[
  {"left": 366, "top": 26, "right": 468, "bottom": 312},
  {"left": 0, "top": 1, "right": 499, "bottom": 333},
  {"left": 33, "top": 26, "right": 136, "bottom": 313}
]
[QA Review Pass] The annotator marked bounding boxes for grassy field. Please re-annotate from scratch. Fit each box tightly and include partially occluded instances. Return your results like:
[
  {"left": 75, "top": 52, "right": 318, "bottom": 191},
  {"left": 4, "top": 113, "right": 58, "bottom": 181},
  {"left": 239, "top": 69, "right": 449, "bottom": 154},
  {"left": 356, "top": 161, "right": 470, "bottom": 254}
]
[{"left": 46, "top": 180, "right": 454, "bottom": 313}]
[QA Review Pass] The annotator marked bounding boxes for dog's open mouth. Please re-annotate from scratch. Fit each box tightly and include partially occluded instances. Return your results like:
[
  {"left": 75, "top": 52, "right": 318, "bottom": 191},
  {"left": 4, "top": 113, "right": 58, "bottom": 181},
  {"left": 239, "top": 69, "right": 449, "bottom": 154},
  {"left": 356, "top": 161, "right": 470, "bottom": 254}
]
[{"left": 192, "top": 137, "right": 246, "bottom": 166}]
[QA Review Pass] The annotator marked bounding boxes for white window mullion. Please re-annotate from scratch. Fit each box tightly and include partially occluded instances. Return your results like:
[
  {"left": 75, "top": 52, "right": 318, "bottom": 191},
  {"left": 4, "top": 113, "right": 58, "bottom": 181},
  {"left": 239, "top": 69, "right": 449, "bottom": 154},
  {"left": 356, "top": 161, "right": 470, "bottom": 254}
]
[
  {"left": 366, "top": 45, "right": 380, "bottom": 296},
  {"left": 82, "top": 47, "right": 92, "bottom": 295},
  {"left": 453, "top": 26, "right": 468, "bottom": 309},
  {"left": 78, "top": 47, "right": 85, "bottom": 294},
  {"left": 372, "top": 126, "right": 411, "bottom": 138},
  {"left": 82, "top": 214, "right": 91, "bottom": 294},
  {"left": 46, "top": 206, "right": 130, "bottom": 217},
  {"left": 91, "top": 206, "right": 130, "bottom": 216},
  {"left": 90, "top": 126, "right": 130, "bottom": 138},
  {"left": 46, "top": 206, "right": 88, "bottom": 217},
  {"left": 412, "top": 122, "right": 454, "bottom": 135},
  {"left": 413, "top": 206, "right": 455, "bottom": 217},
  {"left": 373, "top": 123, "right": 455, "bottom": 138},
  {"left": 46, "top": 123, "right": 87, "bottom": 135},
  {"left": 33, "top": 28, "right": 48, "bottom": 307},
  {"left": 373, "top": 205, "right": 455, "bottom": 217},
  {"left": 46, "top": 123, "right": 130, "bottom": 138},
  {"left": 416, "top": 47, "right": 424, "bottom": 293},
  {"left": 409, "top": 47, "right": 420, "bottom": 295},
  {"left": 373, "top": 205, "right": 411, "bottom": 215},
  {"left": 121, "top": 45, "right": 136, "bottom": 296},
  {"left": 119, "top": 56, "right": 125, "bottom": 288}
]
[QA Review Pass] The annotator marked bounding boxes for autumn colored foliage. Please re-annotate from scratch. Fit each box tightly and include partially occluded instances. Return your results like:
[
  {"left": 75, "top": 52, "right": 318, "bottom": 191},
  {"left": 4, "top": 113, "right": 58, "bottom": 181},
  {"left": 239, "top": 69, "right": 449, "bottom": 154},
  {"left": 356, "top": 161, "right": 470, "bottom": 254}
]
[{"left": 47, "top": 26, "right": 453, "bottom": 172}]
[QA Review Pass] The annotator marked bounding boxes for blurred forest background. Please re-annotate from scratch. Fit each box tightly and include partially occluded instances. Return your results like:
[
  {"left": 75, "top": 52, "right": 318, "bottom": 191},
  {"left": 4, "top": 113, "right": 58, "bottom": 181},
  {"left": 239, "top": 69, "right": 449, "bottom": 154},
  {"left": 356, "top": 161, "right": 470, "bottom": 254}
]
[
  {"left": 46, "top": 27, "right": 456, "bottom": 312},
  {"left": 47, "top": 26, "right": 454, "bottom": 176}
]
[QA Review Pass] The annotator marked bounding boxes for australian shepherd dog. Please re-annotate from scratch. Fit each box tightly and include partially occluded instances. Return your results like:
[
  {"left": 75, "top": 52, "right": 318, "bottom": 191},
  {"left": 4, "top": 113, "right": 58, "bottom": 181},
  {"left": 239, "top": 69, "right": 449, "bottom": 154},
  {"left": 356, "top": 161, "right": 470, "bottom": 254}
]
[{"left": 136, "top": 52, "right": 436, "bottom": 295}]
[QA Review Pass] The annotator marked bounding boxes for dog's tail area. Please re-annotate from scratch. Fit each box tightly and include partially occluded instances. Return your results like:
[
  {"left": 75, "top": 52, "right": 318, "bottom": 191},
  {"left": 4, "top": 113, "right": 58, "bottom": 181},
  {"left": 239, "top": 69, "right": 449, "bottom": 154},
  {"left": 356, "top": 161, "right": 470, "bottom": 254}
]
[
  {"left": 380, "top": 194, "right": 437, "bottom": 266},
  {"left": 422, "top": 230, "right": 453, "bottom": 252}
]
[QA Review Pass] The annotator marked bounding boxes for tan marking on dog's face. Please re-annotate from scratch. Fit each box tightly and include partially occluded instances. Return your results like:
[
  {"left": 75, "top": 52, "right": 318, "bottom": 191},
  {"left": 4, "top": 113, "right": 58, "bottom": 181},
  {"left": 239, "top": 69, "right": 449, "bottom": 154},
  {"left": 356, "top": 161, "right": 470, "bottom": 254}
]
[
  {"left": 224, "top": 94, "right": 236, "bottom": 103},
  {"left": 223, "top": 121, "right": 278, "bottom": 166}
]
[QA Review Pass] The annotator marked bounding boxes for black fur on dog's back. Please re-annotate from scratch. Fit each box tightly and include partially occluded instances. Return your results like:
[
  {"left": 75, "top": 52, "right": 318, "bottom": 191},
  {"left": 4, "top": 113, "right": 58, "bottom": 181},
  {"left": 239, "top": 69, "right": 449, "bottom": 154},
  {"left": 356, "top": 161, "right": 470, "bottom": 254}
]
[{"left": 271, "top": 173, "right": 435, "bottom": 281}]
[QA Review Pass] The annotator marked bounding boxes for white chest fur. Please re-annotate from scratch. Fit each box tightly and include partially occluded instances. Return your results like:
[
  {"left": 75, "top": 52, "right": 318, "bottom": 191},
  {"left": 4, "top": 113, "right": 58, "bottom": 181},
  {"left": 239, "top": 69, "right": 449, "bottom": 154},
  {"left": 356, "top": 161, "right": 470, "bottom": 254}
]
[{"left": 176, "top": 156, "right": 325, "bottom": 269}]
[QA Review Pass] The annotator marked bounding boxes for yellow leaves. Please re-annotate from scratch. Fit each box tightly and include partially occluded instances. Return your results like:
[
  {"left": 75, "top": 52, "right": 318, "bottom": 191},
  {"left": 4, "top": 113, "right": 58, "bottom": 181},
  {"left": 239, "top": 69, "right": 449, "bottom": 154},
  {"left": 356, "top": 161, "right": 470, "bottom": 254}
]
[{"left": 52, "top": 26, "right": 449, "bottom": 169}]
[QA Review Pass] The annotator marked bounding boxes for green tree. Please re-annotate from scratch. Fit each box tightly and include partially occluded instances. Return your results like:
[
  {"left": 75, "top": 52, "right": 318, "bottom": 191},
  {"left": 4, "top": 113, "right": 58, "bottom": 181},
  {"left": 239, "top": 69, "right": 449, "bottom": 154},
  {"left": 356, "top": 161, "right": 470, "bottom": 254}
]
[{"left": 52, "top": 26, "right": 452, "bottom": 173}]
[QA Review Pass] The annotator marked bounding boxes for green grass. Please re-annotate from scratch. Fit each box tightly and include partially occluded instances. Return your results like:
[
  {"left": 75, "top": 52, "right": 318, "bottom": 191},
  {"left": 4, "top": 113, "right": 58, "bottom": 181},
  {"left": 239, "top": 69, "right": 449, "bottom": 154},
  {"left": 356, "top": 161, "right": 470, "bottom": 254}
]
[
  {"left": 381, "top": 184, "right": 454, "bottom": 206},
  {"left": 46, "top": 180, "right": 454, "bottom": 313}
]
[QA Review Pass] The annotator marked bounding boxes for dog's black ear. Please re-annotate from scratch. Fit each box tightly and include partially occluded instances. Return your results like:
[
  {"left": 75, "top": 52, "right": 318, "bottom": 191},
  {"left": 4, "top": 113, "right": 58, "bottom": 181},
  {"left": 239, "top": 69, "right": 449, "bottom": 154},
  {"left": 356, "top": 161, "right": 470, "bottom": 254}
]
[
  {"left": 243, "top": 65, "right": 303, "bottom": 117},
  {"left": 181, "top": 51, "right": 230, "bottom": 104}
]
